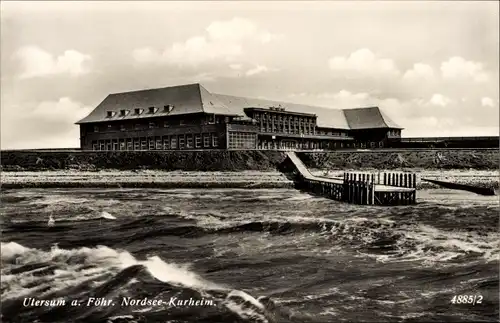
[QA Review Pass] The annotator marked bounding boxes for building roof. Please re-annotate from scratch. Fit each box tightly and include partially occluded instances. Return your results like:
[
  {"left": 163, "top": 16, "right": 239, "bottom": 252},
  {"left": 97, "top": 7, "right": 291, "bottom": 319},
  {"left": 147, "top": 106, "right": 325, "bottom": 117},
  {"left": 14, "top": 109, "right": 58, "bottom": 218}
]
[
  {"left": 75, "top": 83, "right": 238, "bottom": 124},
  {"left": 76, "top": 83, "right": 401, "bottom": 130},
  {"left": 213, "top": 94, "right": 351, "bottom": 129},
  {"left": 343, "top": 107, "right": 402, "bottom": 130}
]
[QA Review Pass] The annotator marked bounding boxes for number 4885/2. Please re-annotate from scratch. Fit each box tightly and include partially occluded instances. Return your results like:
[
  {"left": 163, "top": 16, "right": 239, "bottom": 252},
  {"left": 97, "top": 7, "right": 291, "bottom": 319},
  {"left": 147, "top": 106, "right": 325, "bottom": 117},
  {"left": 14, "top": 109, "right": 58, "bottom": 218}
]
[{"left": 451, "top": 295, "right": 483, "bottom": 305}]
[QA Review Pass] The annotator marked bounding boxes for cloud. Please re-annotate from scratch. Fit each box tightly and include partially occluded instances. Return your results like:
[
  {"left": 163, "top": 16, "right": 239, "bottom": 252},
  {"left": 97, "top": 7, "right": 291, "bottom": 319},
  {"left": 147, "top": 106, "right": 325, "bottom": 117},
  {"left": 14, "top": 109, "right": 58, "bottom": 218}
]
[
  {"left": 16, "top": 46, "right": 91, "bottom": 79},
  {"left": 245, "top": 64, "right": 278, "bottom": 77},
  {"left": 328, "top": 48, "right": 400, "bottom": 77},
  {"left": 31, "top": 97, "right": 93, "bottom": 123},
  {"left": 403, "top": 63, "right": 435, "bottom": 81},
  {"left": 440, "top": 56, "right": 489, "bottom": 83},
  {"left": 205, "top": 17, "right": 278, "bottom": 43},
  {"left": 132, "top": 17, "right": 279, "bottom": 66},
  {"left": 429, "top": 93, "right": 451, "bottom": 107},
  {"left": 229, "top": 64, "right": 242, "bottom": 70},
  {"left": 481, "top": 97, "right": 494, "bottom": 107},
  {"left": 1, "top": 97, "right": 92, "bottom": 149}
]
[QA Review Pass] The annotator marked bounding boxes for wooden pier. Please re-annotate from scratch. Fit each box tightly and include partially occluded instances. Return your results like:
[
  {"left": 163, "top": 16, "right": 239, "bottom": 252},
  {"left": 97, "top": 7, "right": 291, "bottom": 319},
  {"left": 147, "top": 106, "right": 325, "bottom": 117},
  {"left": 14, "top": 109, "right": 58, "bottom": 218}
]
[{"left": 286, "top": 152, "right": 417, "bottom": 206}]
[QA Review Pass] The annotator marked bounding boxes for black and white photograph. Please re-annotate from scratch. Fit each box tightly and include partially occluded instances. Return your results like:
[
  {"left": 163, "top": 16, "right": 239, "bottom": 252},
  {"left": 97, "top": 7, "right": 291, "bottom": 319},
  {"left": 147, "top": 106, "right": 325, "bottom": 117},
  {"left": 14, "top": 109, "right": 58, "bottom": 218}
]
[{"left": 1, "top": 1, "right": 499, "bottom": 322}]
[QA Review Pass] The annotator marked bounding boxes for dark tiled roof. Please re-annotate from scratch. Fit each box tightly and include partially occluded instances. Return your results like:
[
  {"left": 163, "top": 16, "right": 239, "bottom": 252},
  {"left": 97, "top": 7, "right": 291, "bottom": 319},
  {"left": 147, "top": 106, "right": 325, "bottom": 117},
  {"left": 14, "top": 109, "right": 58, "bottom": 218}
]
[
  {"left": 76, "top": 83, "right": 400, "bottom": 130},
  {"left": 343, "top": 107, "right": 402, "bottom": 130},
  {"left": 76, "top": 83, "right": 238, "bottom": 124}
]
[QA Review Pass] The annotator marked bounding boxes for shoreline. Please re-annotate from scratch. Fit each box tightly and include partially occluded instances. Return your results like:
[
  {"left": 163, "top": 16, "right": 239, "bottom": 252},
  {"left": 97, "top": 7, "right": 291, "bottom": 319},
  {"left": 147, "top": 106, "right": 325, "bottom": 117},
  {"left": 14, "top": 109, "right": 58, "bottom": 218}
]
[
  {"left": 1, "top": 171, "right": 294, "bottom": 189},
  {"left": 1, "top": 169, "right": 498, "bottom": 190}
]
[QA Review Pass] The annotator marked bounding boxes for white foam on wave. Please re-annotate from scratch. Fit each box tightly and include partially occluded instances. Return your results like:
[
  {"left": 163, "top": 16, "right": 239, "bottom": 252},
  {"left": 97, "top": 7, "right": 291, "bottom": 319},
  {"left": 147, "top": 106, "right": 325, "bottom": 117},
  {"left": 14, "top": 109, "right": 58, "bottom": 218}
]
[
  {"left": 0, "top": 242, "right": 218, "bottom": 301},
  {"left": 285, "top": 194, "right": 314, "bottom": 202},
  {"left": 100, "top": 211, "right": 117, "bottom": 220},
  {"left": 360, "top": 223, "right": 500, "bottom": 265},
  {"left": 1, "top": 242, "right": 31, "bottom": 261},
  {"left": 224, "top": 290, "right": 268, "bottom": 322}
]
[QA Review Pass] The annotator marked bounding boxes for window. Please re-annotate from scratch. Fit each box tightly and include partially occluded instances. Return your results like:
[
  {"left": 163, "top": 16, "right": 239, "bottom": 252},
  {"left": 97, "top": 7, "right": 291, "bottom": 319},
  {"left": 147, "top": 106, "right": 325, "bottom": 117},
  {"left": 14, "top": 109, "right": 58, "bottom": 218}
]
[
  {"left": 92, "top": 141, "right": 97, "bottom": 150},
  {"left": 163, "top": 137, "right": 170, "bottom": 150},
  {"left": 141, "top": 139, "right": 147, "bottom": 150},
  {"left": 148, "top": 107, "right": 156, "bottom": 114},
  {"left": 148, "top": 138, "right": 155, "bottom": 150},
  {"left": 207, "top": 114, "right": 215, "bottom": 124},
  {"left": 120, "top": 124, "right": 126, "bottom": 131},
  {"left": 228, "top": 132, "right": 256, "bottom": 149},
  {"left": 186, "top": 135, "right": 193, "bottom": 148},
  {"left": 179, "top": 136, "right": 185, "bottom": 149},
  {"left": 212, "top": 134, "right": 219, "bottom": 147},
  {"left": 134, "top": 108, "right": 143, "bottom": 115},
  {"left": 156, "top": 138, "right": 162, "bottom": 150},
  {"left": 179, "top": 119, "right": 185, "bottom": 125},
  {"left": 94, "top": 126, "right": 99, "bottom": 132},
  {"left": 107, "top": 111, "right": 115, "bottom": 117},
  {"left": 203, "top": 134, "right": 210, "bottom": 148},
  {"left": 195, "top": 134, "right": 201, "bottom": 148},
  {"left": 164, "top": 105, "right": 174, "bottom": 113},
  {"left": 171, "top": 137, "right": 177, "bottom": 149},
  {"left": 99, "top": 141, "right": 105, "bottom": 151},
  {"left": 163, "top": 121, "right": 169, "bottom": 128},
  {"left": 134, "top": 140, "right": 140, "bottom": 150},
  {"left": 119, "top": 141, "right": 126, "bottom": 150},
  {"left": 149, "top": 122, "right": 156, "bottom": 129},
  {"left": 107, "top": 124, "right": 112, "bottom": 130},
  {"left": 120, "top": 110, "right": 129, "bottom": 116},
  {"left": 127, "top": 140, "right": 133, "bottom": 150},
  {"left": 135, "top": 123, "right": 141, "bottom": 130}
]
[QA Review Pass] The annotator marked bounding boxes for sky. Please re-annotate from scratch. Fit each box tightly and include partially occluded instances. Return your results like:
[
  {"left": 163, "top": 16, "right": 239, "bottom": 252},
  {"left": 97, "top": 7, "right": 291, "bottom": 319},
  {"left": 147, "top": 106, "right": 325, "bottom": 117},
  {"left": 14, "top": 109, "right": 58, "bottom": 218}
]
[{"left": 1, "top": 1, "right": 499, "bottom": 149}]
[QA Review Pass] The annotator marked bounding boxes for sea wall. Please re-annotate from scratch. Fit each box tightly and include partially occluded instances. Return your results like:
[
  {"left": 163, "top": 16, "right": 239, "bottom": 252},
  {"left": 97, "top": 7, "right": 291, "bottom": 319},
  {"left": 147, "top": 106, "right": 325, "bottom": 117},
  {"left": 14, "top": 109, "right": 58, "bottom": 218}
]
[
  {"left": 0, "top": 150, "right": 288, "bottom": 172},
  {"left": 0, "top": 149, "right": 498, "bottom": 172},
  {"left": 298, "top": 149, "right": 499, "bottom": 170}
]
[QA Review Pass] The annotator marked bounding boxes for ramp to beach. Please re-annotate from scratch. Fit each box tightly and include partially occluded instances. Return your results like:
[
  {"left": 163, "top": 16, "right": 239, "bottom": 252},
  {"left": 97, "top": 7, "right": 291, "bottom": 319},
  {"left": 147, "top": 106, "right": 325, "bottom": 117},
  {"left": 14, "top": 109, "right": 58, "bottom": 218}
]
[{"left": 285, "top": 152, "right": 417, "bottom": 205}]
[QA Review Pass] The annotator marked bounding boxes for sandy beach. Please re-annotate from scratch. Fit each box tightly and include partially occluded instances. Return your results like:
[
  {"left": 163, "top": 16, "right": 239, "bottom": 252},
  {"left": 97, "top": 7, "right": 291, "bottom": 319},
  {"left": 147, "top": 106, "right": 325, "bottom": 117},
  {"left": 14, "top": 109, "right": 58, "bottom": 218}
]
[
  {"left": 1, "top": 170, "right": 294, "bottom": 189},
  {"left": 1, "top": 169, "right": 498, "bottom": 189}
]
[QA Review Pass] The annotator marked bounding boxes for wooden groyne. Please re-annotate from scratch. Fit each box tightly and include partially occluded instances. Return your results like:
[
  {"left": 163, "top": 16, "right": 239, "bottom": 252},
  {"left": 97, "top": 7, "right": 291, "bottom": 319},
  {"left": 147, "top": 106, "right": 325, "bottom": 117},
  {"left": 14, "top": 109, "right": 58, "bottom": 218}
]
[
  {"left": 286, "top": 152, "right": 417, "bottom": 206},
  {"left": 421, "top": 178, "right": 496, "bottom": 196}
]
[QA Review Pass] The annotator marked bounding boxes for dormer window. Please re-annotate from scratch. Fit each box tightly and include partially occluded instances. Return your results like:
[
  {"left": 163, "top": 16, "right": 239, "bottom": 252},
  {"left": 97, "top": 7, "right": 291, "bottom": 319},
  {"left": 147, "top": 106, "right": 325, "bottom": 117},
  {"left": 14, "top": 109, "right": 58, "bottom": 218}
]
[
  {"left": 164, "top": 105, "right": 174, "bottom": 113},
  {"left": 148, "top": 107, "right": 157, "bottom": 114},
  {"left": 120, "top": 109, "right": 129, "bottom": 117},
  {"left": 106, "top": 111, "right": 115, "bottom": 118},
  {"left": 134, "top": 108, "right": 143, "bottom": 115}
]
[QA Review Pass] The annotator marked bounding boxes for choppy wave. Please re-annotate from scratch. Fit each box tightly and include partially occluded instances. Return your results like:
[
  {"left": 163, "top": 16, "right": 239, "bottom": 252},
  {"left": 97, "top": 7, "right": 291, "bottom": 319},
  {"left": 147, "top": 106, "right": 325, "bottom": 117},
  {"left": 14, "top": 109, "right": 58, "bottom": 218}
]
[
  {"left": 1, "top": 242, "right": 308, "bottom": 323},
  {"left": 1, "top": 187, "right": 499, "bottom": 322}
]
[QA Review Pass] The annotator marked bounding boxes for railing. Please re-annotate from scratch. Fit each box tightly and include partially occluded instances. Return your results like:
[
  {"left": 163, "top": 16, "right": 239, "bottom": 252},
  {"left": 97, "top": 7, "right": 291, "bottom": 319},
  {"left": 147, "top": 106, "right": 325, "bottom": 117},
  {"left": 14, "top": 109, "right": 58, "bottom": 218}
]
[{"left": 400, "top": 136, "right": 499, "bottom": 143}]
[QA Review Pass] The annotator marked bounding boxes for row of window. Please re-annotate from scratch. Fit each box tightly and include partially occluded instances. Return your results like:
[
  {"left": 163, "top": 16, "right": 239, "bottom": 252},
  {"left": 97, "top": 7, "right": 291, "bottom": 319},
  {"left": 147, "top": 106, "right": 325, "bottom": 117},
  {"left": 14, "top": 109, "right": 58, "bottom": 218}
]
[
  {"left": 93, "top": 116, "right": 230, "bottom": 133},
  {"left": 228, "top": 132, "right": 257, "bottom": 149},
  {"left": 91, "top": 133, "right": 219, "bottom": 151},
  {"left": 388, "top": 130, "right": 401, "bottom": 137},
  {"left": 253, "top": 113, "right": 315, "bottom": 125},
  {"left": 106, "top": 105, "right": 174, "bottom": 118},
  {"left": 257, "top": 140, "right": 385, "bottom": 150}
]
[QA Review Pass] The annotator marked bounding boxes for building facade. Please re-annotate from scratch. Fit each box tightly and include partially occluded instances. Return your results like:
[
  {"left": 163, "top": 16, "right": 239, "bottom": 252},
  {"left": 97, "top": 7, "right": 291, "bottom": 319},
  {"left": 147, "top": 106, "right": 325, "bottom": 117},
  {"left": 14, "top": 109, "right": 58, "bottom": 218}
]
[{"left": 76, "top": 83, "right": 402, "bottom": 151}]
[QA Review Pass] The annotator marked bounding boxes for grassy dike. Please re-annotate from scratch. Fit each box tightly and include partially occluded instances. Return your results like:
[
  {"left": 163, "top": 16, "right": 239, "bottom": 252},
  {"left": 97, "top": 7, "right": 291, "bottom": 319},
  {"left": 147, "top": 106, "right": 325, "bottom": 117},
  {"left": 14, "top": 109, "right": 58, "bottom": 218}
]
[{"left": 1, "top": 149, "right": 498, "bottom": 189}]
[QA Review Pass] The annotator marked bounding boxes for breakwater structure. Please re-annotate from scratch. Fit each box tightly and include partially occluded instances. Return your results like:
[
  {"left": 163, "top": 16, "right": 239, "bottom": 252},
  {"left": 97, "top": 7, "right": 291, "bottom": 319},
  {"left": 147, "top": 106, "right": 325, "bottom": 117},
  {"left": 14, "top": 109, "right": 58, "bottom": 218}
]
[{"left": 285, "top": 152, "right": 417, "bottom": 205}]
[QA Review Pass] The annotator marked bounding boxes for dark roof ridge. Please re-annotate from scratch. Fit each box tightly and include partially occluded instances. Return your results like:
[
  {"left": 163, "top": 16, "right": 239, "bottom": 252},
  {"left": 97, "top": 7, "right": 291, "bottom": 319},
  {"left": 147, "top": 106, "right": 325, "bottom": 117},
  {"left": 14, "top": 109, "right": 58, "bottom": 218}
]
[{"left": 107, "top": 82, "right": 203, "bottom": 96}]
